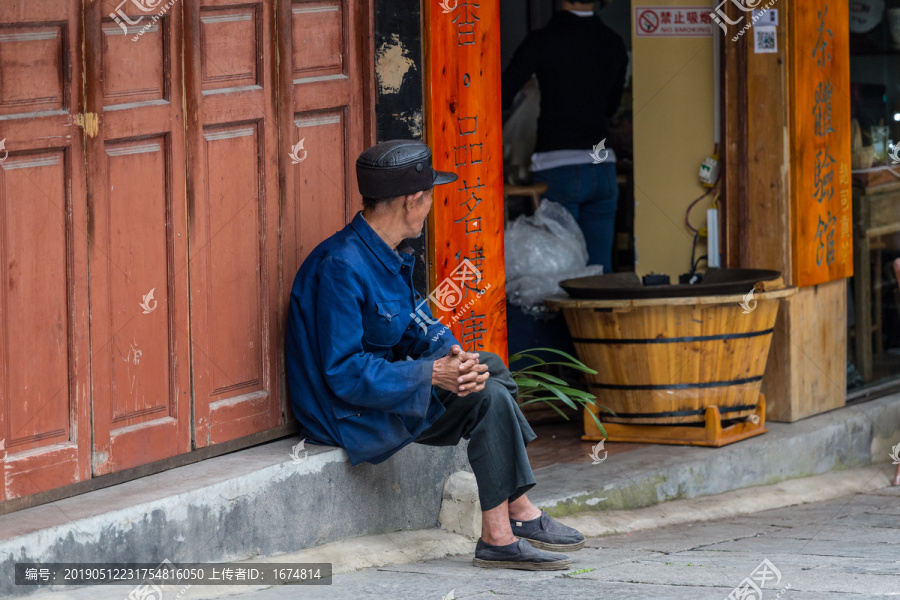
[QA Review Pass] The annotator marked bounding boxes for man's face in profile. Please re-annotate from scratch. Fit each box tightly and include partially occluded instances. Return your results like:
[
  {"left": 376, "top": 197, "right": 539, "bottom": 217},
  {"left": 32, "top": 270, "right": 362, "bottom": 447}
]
[{"left": 411, "top": 187, "right": 434, "bottom": 238}]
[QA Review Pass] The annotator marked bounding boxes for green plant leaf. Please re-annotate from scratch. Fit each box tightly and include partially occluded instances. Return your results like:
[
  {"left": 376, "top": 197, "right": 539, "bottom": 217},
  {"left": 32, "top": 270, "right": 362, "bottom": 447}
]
[
  {"left": 549, "top": 385, "right": 596, "bottom": 400},
  {"left": 517, "top": 359, "right": 596, "bottom": 375},
  {"left": 534, "top": 382, "right": 578, "bottom": 410},
  {"left": 519, "top": 396, "right": 570, "bottom": 406},
  {"left": 579, "top": 399, "right": 617, "bottom": 416},
  {"left": 585, "top": 409, "right": 609, "bottom": 438},
  {"left": 513, "top": 377, "right": 543, "bottom": 388},
  {"left": 512, "top": 365, "right": 589, "bottom": 378},
  {"left": 514, "top": 370, "right": 568, "bottom": 385},
  {"left": 509, "top": 352, "right": 547, "bottom": 366},
  {"left": 511, "top": 347, "right": 612, "bottom": 429},
  {"left": 593, "top": 404, "right": 616, "bottom": 416},
  {"left": 523, "top": 347, "right": 589, "bottom": 365},
  {"left": 520, "top": 398, "right": 572, "bottom": 420},
  {"left": 527, "top": 360, "right": 598, "bottom": 374}
]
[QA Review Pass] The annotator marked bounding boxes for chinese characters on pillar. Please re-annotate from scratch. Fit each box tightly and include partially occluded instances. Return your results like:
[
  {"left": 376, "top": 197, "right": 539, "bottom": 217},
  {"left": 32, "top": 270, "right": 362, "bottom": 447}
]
[
  {"left": 790, "top": 0, "right": 853, "bottom": 285},
  {"left": 426, "top": 0, "right": 507, "bottom": 356},
  {"left": 811, "top": 7, "right": 837, "bottom": 268},
  {"left": 451, "top": 2, "right": 480, "bottom": 46},
  {"left": 450, "top": 12, "right": 487, "bottom": 349}
]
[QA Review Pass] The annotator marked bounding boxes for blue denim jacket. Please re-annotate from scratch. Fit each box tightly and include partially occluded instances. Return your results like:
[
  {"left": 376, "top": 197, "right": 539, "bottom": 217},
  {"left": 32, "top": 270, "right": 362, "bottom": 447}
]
[{"left": 285, "top": 211, "right": 460, "bottom": 465}]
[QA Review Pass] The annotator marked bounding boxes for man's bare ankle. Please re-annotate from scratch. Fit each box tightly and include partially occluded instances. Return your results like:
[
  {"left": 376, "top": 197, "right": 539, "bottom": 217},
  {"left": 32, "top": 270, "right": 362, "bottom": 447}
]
[
  {"left": 481, "top": 533, "right": 517, "bottom": 546},
  {"left": 508, "top": 506, "right": 542, "bottom": 521}
]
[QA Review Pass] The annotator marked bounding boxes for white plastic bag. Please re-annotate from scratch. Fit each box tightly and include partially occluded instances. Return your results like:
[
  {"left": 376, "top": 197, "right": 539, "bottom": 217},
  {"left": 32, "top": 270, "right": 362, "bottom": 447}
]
[{"left": 505, "top": 199, "right": 603, "bottom": 310}]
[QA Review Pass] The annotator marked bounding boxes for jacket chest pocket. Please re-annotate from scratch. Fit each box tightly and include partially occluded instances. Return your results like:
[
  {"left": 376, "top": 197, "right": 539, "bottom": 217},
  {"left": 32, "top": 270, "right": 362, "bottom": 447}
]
[{"left": 363, "top": 298, "right": 408, "bottom": 348}]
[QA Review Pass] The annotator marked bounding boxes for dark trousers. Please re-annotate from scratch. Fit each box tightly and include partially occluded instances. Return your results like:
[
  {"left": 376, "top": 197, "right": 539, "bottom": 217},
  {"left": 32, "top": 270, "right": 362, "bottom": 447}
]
[{"left": 413, "top": 352, "right": 537, "bottom": 511}]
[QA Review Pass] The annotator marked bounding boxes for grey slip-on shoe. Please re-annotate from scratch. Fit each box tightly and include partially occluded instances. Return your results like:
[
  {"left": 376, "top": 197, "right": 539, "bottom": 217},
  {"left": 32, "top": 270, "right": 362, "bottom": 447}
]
[
  {"left": 473, "top": 538, "right": 571, "bottom": 571},
  {"left": 510, "top": 509, "right": 586, "bottom": 551}
]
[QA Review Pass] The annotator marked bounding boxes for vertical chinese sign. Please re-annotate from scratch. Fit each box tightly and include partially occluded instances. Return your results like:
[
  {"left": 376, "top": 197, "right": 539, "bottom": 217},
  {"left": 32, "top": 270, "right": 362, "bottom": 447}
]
[
  {"left": 789, "top": 0, "right": 853, "bottom": 286},
  {"left": 423, "top": 0, "right": 508, "bottom": 359}
]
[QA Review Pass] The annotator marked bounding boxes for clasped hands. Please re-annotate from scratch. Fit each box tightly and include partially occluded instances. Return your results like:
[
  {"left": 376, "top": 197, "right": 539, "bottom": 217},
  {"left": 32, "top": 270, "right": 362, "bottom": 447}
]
[{"left": 432, "top": 345, "right": 490, "bottom": 396}]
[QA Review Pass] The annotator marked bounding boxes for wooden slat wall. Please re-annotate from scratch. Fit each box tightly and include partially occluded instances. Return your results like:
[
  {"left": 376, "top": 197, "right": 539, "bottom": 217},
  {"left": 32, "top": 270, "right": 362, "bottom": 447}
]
[
  {"left": 722, "top": 0, "right": 749, "bottom": 270},
  {"left": 722, "top": 1, "right": 847, "bottom": 421}
]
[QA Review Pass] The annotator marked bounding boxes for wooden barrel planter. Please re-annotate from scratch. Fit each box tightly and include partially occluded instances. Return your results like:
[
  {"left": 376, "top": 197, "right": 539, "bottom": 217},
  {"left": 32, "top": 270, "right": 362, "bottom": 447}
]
[{"left": 546, "top": 272, "right": 795, "bottom": 446}]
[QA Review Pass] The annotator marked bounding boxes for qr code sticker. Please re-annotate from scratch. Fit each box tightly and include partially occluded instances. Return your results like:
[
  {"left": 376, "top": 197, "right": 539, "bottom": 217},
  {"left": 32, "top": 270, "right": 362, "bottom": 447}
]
[{"left": 754, "top": 26, "right": 777, "bottom": 54}]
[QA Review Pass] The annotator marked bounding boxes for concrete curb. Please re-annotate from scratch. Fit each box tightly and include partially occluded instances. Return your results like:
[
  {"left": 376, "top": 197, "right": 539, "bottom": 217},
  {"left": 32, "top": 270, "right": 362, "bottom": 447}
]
[
  {"left": 22, "top": 465, "right": 896, "bottom": 600},
  {"left": 557, "top": 463, "right": 893, "bottom": 537},
  {"left": 5, "top": 393, "right": 899, "bottom": 599},
  {"left": 23, "top": 528, "right": 475, "bottom": 600},
  {"left": 0, "top": 440, "right": 470, "bottom": 598},
  {"left": 529, "top": 393, "right": 900, "bottom": 517}
]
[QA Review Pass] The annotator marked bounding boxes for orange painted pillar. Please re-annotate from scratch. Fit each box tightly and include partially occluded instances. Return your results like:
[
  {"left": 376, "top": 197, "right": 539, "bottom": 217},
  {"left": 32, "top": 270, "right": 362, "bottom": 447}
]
[
  {"left": 423, "top": 0, "right": 508, "bottom": 361},
  {"left": 789, "top": 0, "right": 853, "bottom": 286}
]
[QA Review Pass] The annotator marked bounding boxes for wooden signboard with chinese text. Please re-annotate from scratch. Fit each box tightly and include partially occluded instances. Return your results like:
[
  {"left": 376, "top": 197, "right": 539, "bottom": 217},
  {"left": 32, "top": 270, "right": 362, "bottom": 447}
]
[
  {"left": 789, "top": 0, "right": 853, "bottom": 286},
  {"left": 423, "top": 0, "right": 508, "bottom": 360}
]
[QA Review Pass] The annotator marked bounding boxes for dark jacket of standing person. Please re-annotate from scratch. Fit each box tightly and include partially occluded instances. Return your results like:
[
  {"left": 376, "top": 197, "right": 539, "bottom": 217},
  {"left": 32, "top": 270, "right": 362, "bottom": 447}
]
[{"left": 501, "top": 10, "right": 628, "bottom": 153}]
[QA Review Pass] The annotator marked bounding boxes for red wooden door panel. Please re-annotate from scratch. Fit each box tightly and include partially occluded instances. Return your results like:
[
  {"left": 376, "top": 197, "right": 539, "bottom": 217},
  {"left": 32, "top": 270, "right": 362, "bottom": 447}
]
[
  {"left": 184, "top": 0, "right": 281, "bottom": 446},
  {"left": 279, "top": 0, "right": 370, "bottom": 315},
  {"left": 1, "top": 0, "right": 375, "bottom": 506},
  {"left": 0, "top": 0, "right": 91, "bottom": 500},
  {"left": 83, "top": 0, "right": 191, "bottom": 474}
]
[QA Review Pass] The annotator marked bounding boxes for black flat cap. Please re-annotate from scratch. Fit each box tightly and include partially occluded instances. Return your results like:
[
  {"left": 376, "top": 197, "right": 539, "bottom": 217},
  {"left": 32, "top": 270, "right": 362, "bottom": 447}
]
[{"left": 356, "top": 140, "right": 458, "bottom": 200}]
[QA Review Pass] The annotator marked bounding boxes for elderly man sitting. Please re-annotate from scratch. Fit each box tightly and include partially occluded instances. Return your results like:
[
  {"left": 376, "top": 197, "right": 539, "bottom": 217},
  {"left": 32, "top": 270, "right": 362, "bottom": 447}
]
[{"left": 284, "top": 140, "right": 585, "bottom": 570}]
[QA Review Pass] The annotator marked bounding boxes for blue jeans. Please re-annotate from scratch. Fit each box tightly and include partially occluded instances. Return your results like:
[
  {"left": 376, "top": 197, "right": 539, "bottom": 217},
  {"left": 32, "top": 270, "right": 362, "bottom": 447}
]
[{"left": 532, "top": 162, "right": 619, "bottom": 272}]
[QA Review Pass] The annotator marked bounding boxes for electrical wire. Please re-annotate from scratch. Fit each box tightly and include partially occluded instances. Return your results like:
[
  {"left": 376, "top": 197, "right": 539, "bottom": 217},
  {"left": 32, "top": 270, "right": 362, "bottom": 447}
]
[
  {"left": 690, "top": 232, "right": 699, "bottom": 273},
  {"left": 685, "top": 186, "right": 715, "bottom": 233}
]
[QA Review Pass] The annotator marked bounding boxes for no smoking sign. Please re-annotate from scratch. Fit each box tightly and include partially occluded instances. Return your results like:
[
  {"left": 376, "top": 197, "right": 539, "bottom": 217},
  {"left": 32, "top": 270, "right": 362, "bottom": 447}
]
[
  {"left": 635, "top": 6, "right": 714, "bottom": 37},
  {"left": 637, "top": 9, "right": 660, "bottom": 34}
]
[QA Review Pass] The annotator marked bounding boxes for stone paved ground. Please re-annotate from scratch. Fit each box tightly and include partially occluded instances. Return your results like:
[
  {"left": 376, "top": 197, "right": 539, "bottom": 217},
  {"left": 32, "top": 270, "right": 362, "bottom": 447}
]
[{"left": 246, "top": 483, "right": 900, "bottom": 599}]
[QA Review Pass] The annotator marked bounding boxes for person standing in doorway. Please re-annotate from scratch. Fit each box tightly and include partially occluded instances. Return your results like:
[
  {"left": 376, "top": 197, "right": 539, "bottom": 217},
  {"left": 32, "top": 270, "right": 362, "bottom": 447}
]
[{"left": 502, "top": 0, "right": 628, "bottom": 272}]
